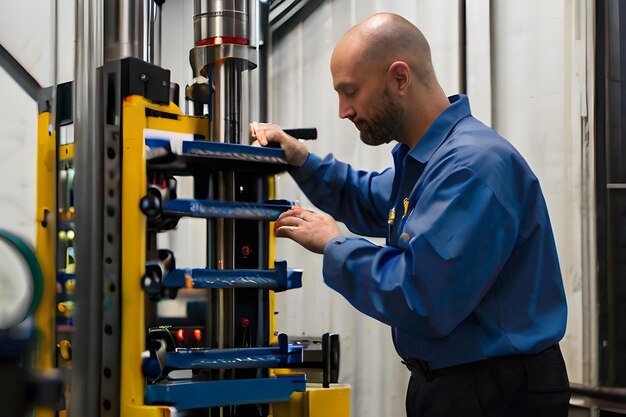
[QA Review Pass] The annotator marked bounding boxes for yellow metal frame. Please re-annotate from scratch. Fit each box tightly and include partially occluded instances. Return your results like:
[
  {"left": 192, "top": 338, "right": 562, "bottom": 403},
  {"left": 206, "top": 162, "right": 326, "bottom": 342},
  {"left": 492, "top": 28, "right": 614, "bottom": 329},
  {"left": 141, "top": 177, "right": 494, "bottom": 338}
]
[
  {"left": 272, "top": 385, "right": 351, "bottom": 417},
  {"left": 34, "top": 111, "right": 57, "bottom": 417},
  {"left": 268, "top": 176, "right": 278, "bottom": 346},
  {"left": 58, "top": 143, "right": 74, "bottom": 161},
  {"left": 34, "top": 97, "right": 350, "bottom": 417},
  {"left": 120, "top": 96, "right": 176, "bottom": 417},
  {"left": 120, "top": 95, "right": 219, "bottom": 416},
  {"left": 120, "top": 94, "right": 349, "bottom": 416}
]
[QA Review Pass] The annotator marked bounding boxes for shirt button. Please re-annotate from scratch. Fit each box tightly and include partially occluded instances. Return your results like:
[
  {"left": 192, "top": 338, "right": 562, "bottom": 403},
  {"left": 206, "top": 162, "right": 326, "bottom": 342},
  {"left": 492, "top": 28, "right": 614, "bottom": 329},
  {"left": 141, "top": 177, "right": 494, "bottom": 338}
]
[{"left": 400, "top": 232, "right": 410, "bottom": 241}]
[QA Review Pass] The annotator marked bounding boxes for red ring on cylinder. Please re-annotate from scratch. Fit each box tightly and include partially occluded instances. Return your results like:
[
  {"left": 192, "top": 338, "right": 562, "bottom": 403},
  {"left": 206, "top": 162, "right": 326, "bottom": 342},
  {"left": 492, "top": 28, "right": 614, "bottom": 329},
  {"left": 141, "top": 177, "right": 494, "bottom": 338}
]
[{"left": 196, "top": 36, "right": 249, "bottom": 46}]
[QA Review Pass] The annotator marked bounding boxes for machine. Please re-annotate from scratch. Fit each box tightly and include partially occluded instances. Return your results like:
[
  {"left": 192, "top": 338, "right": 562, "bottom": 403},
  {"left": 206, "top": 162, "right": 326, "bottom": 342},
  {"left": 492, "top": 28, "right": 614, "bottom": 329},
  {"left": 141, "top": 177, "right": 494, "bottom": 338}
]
[{"left": 32, "top": 1, "right": 350, "bottom": 416}]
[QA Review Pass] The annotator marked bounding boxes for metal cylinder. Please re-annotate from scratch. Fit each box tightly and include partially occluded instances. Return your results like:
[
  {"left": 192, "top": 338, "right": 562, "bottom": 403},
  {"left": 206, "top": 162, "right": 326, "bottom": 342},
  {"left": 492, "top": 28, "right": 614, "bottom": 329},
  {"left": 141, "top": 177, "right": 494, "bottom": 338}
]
[
  {"left": 207, "top": 171, "right": 236, "bottom": 351},
  {"left": 247, "top": 0, "right": 259, "bottom": 48},
  {"left": 104, "top": 0, "right": 147, "bottom": 62},
  {"left": 247, "top": 0, "right": 268, "bottom": 126},
  {"left": 72, "top": 0, "right": 104, "bottom": 415},
  {"left": 146, "top": 0, "right": 163, "bottom": 65},
  {"left": 153, "top": 3, "right": 162, "bottom": 65},
  {"left": 190, "top": 1, "right": 257, "bottom": 142},
  {"left": 213, "top": 59, "right": 243, "bottom": 143},
  {"left": 194, "top": 0, "right": 249, "bottom": 45},
  {"left": 193, "top": 2, "right": 254, "bottom": 353}
]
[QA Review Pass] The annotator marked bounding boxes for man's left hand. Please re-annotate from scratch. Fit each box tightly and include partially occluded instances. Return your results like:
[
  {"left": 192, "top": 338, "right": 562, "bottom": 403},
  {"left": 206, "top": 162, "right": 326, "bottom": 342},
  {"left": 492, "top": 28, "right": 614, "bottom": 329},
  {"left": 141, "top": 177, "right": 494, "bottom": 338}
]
[{"left": 274, "top": 206, "right": 342, "bottom": 254}]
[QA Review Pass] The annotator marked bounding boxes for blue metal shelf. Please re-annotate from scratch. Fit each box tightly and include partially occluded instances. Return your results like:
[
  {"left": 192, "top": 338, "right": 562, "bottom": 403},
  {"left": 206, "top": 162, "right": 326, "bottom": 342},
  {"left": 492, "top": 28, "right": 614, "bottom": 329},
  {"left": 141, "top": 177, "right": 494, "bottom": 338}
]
[
  {"left": 162, "top": 198, "right": 294, "bottom": 221},
  {"left": 183, "top": 140, "right": 287, "bottom": 164},
  {"left": 145, "top": 373, "right": 306, "bottom": 409},
  {"left": 165, "top": 333, "right": 304, "bottom": 370},
  {"left": 146, "top": 138, "right": 292, "bottom": 175},
  {"left": 162, "top": 259, "right": 302, "bottom": 293}
]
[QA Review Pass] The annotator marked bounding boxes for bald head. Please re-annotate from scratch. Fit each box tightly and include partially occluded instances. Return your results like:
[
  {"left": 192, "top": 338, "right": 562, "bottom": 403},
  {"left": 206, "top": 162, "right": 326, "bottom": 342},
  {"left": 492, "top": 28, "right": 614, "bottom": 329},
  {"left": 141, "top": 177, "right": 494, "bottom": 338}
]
[
  {"left": 330, "top": 13, "right": 450, "bottom": 148},
  {"left": 331, "top": 13, "right": 436, "bottom": 88}
]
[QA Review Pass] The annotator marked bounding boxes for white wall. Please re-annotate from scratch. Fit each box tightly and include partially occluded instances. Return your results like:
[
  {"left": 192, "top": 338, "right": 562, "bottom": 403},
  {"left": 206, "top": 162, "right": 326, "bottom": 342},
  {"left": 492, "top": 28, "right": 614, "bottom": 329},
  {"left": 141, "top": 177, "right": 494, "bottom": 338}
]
[
  {"left": 491, "top": 0, "right": 587, "bottom": 384},
  {"left": 0, "top": 0, "right": 52, "bottom": 244},
  {"left": 0, "top": 0, "right": 75, "bottom": 244},
  {"left": 0, "top": 67, "right": 38, "bottom": 244}
]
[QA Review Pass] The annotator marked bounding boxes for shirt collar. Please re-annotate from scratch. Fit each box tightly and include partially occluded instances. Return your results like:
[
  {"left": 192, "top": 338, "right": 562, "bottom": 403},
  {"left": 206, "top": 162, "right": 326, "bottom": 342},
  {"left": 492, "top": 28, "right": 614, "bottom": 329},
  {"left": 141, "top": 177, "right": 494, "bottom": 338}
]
[{"left": 393, "top": 94, "right": 472, "bottom": 164}]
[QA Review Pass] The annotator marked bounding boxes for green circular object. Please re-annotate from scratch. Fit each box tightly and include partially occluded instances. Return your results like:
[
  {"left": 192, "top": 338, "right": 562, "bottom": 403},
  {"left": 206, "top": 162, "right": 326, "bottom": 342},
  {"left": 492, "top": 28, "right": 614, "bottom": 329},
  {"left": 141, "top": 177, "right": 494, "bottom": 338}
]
[{"left": 0, "top": 229, "right": 44, "bottom": 329}]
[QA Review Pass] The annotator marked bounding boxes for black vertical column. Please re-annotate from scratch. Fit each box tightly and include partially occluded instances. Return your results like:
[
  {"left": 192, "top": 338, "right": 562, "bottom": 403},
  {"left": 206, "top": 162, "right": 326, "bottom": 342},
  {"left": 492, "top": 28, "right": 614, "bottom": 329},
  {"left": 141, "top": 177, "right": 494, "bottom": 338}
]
[{"left": 597, "top": 0, "right": 626, "bottom": 388}]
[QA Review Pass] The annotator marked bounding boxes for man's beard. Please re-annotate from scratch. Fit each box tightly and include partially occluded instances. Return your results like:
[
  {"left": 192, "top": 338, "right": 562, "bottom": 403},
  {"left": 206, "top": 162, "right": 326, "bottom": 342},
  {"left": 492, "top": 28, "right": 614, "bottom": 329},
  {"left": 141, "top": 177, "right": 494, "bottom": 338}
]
[{"left": 357, "top": 89, "right": 403, "bottom": 146}]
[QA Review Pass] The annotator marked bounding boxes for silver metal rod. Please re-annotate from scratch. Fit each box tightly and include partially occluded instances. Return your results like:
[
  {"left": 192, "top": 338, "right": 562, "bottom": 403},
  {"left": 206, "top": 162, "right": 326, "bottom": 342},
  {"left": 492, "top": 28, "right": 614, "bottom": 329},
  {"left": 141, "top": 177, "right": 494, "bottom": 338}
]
[
  {"left": 104, "top": 0, "right": 147, "bottom": 62},
  {"left": 145, "top": 0, "right": 162, "bottom": 65},
  {"left": 213, "top": 60, "right": 243, "bottom": 143},
  {"left": 71, "top": 0, "right": 104, "bottom": 415},
  {"left": 50, "top": 0, "right": 58, "bottom": 136},
  {"left": 211, "top": 171, "right": 235, "bottom": 350},
  {"left": 146, "top": 0, "right": 154, "bottom": 63},
  {"left": 153, "top": 3, "right": 162, "bottom": 66},
  {"left": 248, "top": 0, "right": 258, "bottom": 48}
]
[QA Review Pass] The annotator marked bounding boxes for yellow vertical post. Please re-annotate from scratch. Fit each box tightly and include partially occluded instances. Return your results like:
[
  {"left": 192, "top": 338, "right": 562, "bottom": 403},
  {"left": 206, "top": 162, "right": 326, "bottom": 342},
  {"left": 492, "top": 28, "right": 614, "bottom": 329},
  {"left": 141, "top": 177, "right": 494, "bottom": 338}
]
[
  {"left": 120, "top": 96, "right": 172, "bottom": 417},
  {"left": 120, "top": 97, "right": 151, "bottom": 416},
  {"left": 267, "top": 176, "right": 278, "bottom": 346},
  {"left": 34, "top": 111, "right": 56, "bottom": 417}
]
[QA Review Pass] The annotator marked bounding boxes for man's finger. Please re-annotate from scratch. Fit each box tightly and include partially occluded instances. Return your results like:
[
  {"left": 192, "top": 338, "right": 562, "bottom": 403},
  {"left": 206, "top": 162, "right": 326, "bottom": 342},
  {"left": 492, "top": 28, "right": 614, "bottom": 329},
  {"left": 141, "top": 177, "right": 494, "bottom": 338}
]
[
  {"left": 274, "top": 215, "right": 304, "bottom": 229},
  {"left": 258, "top": 131, "right": 268, "bottom": 146},
  {"left": 274, "top": 225, "right": 298, "bottom": 238}
]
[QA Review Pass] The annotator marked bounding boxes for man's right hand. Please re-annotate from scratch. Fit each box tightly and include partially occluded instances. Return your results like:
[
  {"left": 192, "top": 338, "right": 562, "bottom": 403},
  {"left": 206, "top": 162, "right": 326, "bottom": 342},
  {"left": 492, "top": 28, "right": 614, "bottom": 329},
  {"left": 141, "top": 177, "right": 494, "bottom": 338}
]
[{"left": 249, "top": 122, "right": 309, "bottom": 167}]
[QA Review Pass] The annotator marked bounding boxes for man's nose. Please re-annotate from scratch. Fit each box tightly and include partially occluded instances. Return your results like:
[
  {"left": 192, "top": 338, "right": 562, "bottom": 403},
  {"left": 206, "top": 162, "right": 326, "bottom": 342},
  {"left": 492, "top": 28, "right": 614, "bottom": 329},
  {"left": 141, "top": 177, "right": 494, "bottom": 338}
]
[{"left": 338, "top": 103, "right": 356, "bottom": 120}]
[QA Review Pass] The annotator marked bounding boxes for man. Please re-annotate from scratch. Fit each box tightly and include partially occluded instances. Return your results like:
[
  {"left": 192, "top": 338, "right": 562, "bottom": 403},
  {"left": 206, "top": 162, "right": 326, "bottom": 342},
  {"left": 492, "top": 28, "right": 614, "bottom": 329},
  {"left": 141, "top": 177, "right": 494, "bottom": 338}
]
[{"left": 251, "top": 12, "right": 570, "bottom": 417}]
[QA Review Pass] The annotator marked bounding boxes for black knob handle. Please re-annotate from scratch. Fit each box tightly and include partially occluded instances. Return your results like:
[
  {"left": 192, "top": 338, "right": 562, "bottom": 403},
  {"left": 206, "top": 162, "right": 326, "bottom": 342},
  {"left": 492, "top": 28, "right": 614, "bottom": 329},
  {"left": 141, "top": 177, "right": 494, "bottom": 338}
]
[{"left": 283, "top": 128, "right": 317, "bottom": 140}]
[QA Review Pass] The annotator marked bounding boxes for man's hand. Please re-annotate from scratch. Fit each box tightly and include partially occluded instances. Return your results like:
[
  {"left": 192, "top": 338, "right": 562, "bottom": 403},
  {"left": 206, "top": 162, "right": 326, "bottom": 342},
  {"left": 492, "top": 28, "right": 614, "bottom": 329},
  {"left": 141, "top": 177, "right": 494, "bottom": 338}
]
[
  {"left": 249, "top": 122, "right": 309, "bottom": 166},
  {"left": 274, "top": 206, "right": 342, "bottom": 254}
]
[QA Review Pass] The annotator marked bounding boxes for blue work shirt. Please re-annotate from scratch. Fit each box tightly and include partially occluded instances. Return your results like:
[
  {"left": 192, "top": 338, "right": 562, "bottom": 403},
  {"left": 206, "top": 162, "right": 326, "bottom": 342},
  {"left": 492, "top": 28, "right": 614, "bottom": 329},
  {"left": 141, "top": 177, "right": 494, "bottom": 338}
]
[{"left": 290, "top": 94, "right": 567, "bottom": 370}]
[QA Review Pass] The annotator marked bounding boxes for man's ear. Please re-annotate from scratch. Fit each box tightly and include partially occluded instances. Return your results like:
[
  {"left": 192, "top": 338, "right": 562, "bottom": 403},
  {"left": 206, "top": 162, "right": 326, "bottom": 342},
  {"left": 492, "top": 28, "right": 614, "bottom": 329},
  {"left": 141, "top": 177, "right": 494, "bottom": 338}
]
[{"left": 387, "top": 61, "right": 411, "bottom": 95}]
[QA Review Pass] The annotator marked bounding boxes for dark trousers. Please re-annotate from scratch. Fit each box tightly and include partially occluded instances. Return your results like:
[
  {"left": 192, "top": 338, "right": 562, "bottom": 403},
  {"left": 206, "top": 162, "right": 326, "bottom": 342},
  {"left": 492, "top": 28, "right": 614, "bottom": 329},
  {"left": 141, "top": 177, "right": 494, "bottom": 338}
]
[{"left": 404, "top": 344, "right": 571, "bottom": 417}]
